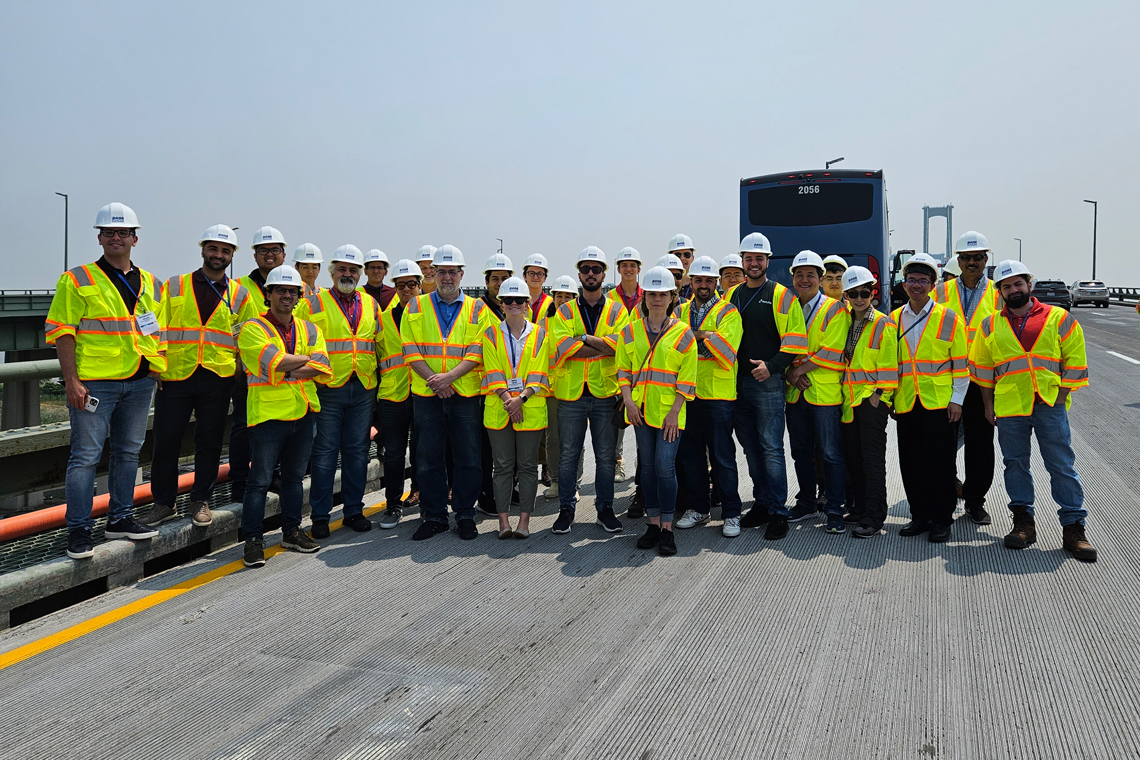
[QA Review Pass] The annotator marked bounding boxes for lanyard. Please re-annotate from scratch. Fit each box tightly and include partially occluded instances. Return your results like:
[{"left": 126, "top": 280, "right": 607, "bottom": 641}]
[
  {"left": 1009, "top": 311, "right": 1031, "bottom": 341},
  {"left": 268, "top": 319, "right": 296, "bottom": 355},
  {"left": 506, "top": 327, "right": 526, "bottom": 374},
  {"left": 580, "top": 299, "right": 601, "bottom": 336},
  {"left": 959, "top": 278, "right": 983, "bottom": 321},
  {"left": 333, "top": 291, "right": 359, "bottom": 328},
  {"left": 113, "top": 269, "right": 144, "bottom": 308},
  {"left": 735, "top": 282, "right": 766, "bottom": 314},
  {"left": 204, "top": 274, "right": 233, "bottom": 313},
  {"left": 897, "top": 307, "right": 931, "bottom": 344},
  {"left": 618, "top": 285, "right": 641, "bottom": 314},
  {"left": 433, "top": 293, "right": 461, "bottom": 338},
  {"left": 530, "top": 297, "right": 543, "bottom": 323}
]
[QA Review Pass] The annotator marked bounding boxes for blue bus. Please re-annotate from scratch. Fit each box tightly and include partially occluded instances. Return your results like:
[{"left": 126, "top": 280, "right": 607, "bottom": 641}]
[{"left": 739, "top": 169, "right": 893, "bottom": 308}]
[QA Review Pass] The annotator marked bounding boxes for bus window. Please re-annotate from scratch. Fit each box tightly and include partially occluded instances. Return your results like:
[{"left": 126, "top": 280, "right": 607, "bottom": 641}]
[{"left": 747, "top": 183, "right": 874, "bottom": 227}]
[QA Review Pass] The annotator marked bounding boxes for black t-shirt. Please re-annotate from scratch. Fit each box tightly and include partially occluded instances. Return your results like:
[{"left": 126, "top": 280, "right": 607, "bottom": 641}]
[
  {"left": 730, "top": 279, "right": 794, "bottom": 374},
  {"left": 577, "top": 295, "right": 605, "bottom": 336},
  {"left": 192, "top": 269, "right": 227, "bottom": 324},
  {"left": 95, "top": 256, "right": 150, "bottom": 381},
  {"left": 481, "top": 295, "right": 505, "bottom": 321}
]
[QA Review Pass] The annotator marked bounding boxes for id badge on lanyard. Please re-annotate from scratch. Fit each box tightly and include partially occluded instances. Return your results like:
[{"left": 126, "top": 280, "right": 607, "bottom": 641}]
[
  {"left": 116, "top": 270, "right": 159, "bottom": 336},
  {"left": 506, "top": 332, "right": 525, "bottom": 393}
]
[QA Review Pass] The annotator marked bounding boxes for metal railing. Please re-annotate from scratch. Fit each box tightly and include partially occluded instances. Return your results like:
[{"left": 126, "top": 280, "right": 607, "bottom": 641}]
[{"left": 1109, "top": 287, "right": 1139, "bottom": 303}]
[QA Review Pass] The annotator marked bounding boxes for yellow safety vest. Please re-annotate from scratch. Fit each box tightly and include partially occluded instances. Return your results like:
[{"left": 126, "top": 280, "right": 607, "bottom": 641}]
[
  {"left": 786, "top": 295, "right": 849, "bottom": 406},
  {"left": 295, "top": 289, "right": 380, "bottom": 389},
  {"left": 727, "top": 280, "right": 810, "bottom": 357},
  {"left": 303, "top": 283, "right": 321, "bottom": 297},
  {"left": 376, "top": 306, "right": 410, "bottom": 402},
  {"left": 400, "top": 293, "right": 493, "bottom": 398},
  {"left": 238, "top": 315, "right": 332, "bottom": 426},
  {"left": 675, "top": 297, "right": 742, "bottom": 400},
  {"left": 159, "top": 273, "right": 258, "bottom": 381},
  {"left": 46, "top": 263, "right": 166, "bottom": 379},
  {"left": 969, "top": 303, "right": 1089, "bottom": 417},
  {"left": 480, "top": 321, "right": 551, "bottom": 430},
  {"left": 933, "top": 277, "right": 1002, "bottom": 348},
  {"left": 616, "top": 319, "right": 697, "bottom": 428},
  {"left": 840, "top": 309, "right": 899, "bottom": 423},
  {"left": 549, "top": 297, "right": 628, "bottom": 400},
  {"left": 237, "top": 274, "right": 270, "bottom": 316},
  {"left": 608, "top": 285, "right": 644, "bottom": 321},
  {"left": 529, "top": 292, "right": 554, "bottom": 324},
  {"left": 888, "top": 302, "right": 967, "bottom": 413}
]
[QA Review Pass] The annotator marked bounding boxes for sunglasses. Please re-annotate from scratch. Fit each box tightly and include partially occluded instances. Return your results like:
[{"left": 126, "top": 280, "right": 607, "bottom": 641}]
[
  {"left": 958, "top": 253, "right": 988, "bottom": 263},
  {"left": 578, "top": 265, "right": 604, "bottom": 275},
  {"left": 393, "top": 281, "right": 420, "bottom": 290},
  {"left": 846, "top": 288, "right": 874, "bottom": 300},
  {"left": 500, "top": 296, "right": 528, "bottom": 306},
  {"left": 678, "top": 251, "right": 693, "bottom": 259}
]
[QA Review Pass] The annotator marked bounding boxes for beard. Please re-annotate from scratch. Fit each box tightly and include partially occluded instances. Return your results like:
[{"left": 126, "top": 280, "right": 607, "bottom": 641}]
[
  {"left": 581, "top": 280, "right": 601, "bottom": 293},
  {"left": 335, "top": 277, "right": 357, "bottom": 295},
  {"left": 1005, "top": 291, "right": 1031, "bottom": 309}
]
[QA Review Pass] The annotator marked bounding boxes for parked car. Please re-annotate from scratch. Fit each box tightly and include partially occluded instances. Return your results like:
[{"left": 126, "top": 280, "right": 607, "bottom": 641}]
[
  {"left": 1033, "top": 279, "right": 1073, "bottom": 310},
  {"left": 1070, "top": 280, "right": 1110, "bottom": 307}
]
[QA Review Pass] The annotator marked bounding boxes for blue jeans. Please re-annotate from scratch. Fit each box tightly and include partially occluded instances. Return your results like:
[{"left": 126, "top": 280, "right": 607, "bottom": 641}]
[
  {"left": 678, "top": 398, "right": 742, "bottom": 518},
  {"left": 996, "top": 400, "right": 1087, "bottom": 526},
  {"left": 557, "top": 394, "right": 618, "bottom": 513},
  {"left": 634, "top": 424, "right": 682, "bottom": 522},
  {"left": 785, "top": 397, "right": 846, "bottom": 515},
  {"left": 65, "top": 376, "right": 156, "bottom": 531},
  {"left": 413, "top": 393, "right": 482, "bottom": 523},
  {"left": 733, "top": 372, "right": 788, "bottom": 515},
  {"left": 310, "top": 377, "right": 375, "bottom": 521},
  {"left": 242, "top": 413, "right": 316, "bottom": 540}
]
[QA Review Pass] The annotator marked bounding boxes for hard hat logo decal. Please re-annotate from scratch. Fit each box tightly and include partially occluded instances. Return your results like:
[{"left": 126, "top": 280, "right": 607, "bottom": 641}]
[{"left": 112, "top": 216, "right": 124, "bottom": 222}]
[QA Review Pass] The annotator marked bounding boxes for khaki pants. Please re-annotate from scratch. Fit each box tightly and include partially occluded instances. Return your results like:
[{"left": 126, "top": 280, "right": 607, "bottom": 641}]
[{"left": 487, "top": 426, "right": 542, "bottom": 515}]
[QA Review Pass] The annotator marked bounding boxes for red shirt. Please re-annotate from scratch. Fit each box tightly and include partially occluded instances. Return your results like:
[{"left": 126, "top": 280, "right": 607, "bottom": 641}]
[
  {"left": 263, "top": 311, "right": 296, "bottom": 353},
  {"left": 331, "top": 289, "right": 362, "bottom": 331},
  {"left": 615, "top": 283, "right": 643, "bottom": 314},
  {"left": 1001, "top": 297, "right": 1049, "bottom": 352}
]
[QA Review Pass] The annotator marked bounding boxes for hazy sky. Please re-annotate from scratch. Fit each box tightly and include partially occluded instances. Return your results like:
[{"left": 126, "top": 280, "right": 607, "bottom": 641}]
[{"left": 3, "top": 1, "right": 1136, "bottom": 290}]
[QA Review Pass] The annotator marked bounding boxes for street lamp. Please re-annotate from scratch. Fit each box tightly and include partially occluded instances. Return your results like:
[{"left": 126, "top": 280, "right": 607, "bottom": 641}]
[
  {"left": 1014, "top": 237, "right": 1022, "bottom": 262},
  {"left": 496, "top": 238, "right": 503, "bottom": 255},
  {"left": 55, "top": 192, "right": 69, "bottom": 271},
  {"left": 1083, "top": 200, "right": 1097, "bottom": 279},
  {"left": 825, "top": 156, "right": 845, "bottom": 170}
]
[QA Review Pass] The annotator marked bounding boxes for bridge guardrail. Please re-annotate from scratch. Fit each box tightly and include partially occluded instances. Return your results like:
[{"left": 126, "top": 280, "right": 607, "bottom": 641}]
[{"left": 1109, "top": 287, "right": 1139, "bottom": 303}]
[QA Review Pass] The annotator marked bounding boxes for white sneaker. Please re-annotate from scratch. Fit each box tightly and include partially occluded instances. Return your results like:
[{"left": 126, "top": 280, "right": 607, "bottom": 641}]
[
  {"left": 544, "top": 483, "right": 559, "bottom": 499},
  {"left": 675, "top": 509, "right": 709, "bottom": 529},
  {"left": 615, "top": 459, "right": 627, "bottom": 482},
  {"left": 722, "top": 517, "right": 741, "bottom": 537}
]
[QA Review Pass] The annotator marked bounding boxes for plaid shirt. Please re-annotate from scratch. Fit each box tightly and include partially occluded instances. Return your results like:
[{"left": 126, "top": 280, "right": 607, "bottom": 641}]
[
  {"left": 844, "top": 306, "right": 875, "bottom": 364},
  {"left": 688, "top": 297, "right": 717, "bottom": 358}
]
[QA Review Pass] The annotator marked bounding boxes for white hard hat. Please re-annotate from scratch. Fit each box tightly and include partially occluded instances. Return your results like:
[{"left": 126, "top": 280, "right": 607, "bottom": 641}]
[
  {"left": 483, "top": 252, "right": 514, "bottom": 275},
  {"left": 551, "top": 275, "right": 578, "bottom": 295},
  {"left": 576, "top": 246, "right": 608, "bottom": 269},
  {"left": 433, "top": 244, "right": 465, "bottom": 267},
  {"left": 789, "top": 250, "right": 825, "bottom": 274},
  {"left": 330, "top": 244, "right": 364, "bottom": 267},
  {"left": 842, "top": 266, "right": 876, "bottom": 291},
  {"left": 656, "top": 254, "right": 684, "bottom": 272},
  {"left": 993, "top": 259, "right": 1033, "bottom": 285},
  {"left": 615, "top": 247, "right": 642, "bottom": 264},
  {"left": 499, "top": 276, "right": 529, "bottom": 298},
  {"left": 688, "top": 256, "right": 719, "bottom": 277},
  {"left": 942, "top": 257, "right": 962, "bottom": 277},
  {"left": 390, "top": 259, "right": 422, "bottom": 280},
  {"left": 822, "top": 254, "right": 848, "bottom": 271},
  {"left": 955, "top": 230, "right": 990, "bottom": 253},
  {"left": 739, "top": 232, "right": 772, "bottom": 255},
  {"left": 641, "top": 266, "right": 677, "bottom": 293},
  {"left": 199, "top": 224, "right": 238, "bottom": 250},
  {"left": 668, "top": 234, "right": 694, "bottom": 253},
  {"left": 719, "top": 253, "right": 745, "bottom": 272},
  {"left": 252, "top": 226, "right": 287, "bottom": 249},
  {"left": 292, "top": 243, "right": 322, "bottom": 263},
  {"left": 264, "top": 265, "right": 303, "bottom": 290},
  {"left": 901, "top": 252, "right": 941, "bottom": 279},
  {"left": 415, "top": 245, "right": 438, "bottom": 262},
  {"left": 365, "top": 249, "right": 389, "bottom": 265},
  {"left": 522, "top": 253, "right": 549, "bottom": 272},
  {"left": 93, "top": 202, "right": 140, "bottom": 229}
]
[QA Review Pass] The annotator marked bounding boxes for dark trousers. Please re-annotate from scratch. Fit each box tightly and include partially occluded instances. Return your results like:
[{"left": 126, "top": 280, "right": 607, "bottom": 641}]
[
  {"left": 678, "top": 398, "right": 742, "bottom": 518},
  {"left": 413, "top": 394, "right": 482, "bottom": 523},
  {"left": 241, "top": 413, "right": 316, "bottom": 540},
  {"left": 377, "top": 397, "right": 416, "bottom": 507},
  {"left": 229, "top": 373, "right": 250, "bottom": 487},
  {"left": 959, "top": 381, "right": 995, "bottom": 509},
  {"left": 151, "top": 368, "right": 233, "bottom": 508},
  {"left": 840, "top": 399, "right": 890, "bottom": 528},
  {"left": 897, "top": 404, "right": 957, "bottom": 528},
  {"left": 480, "top": 427, "right": 497, "bottom": 511}
]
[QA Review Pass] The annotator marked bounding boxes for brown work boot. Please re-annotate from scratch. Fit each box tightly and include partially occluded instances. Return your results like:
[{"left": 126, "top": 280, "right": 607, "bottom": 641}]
[
  {"left": 1004, "top": 506, "right": 1036, "bottom": 549},
  {"left": 191, "top": 501, "right": 212, "bottom": 527},
  {"left": 1062, "top": 523, "right": 1098, "bottom": 562}
]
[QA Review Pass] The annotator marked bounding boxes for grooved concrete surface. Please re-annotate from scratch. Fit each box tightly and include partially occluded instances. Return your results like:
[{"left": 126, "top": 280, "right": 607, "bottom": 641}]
[{"left": 1, "top": 318, "right": 1138, "bottom": 760}]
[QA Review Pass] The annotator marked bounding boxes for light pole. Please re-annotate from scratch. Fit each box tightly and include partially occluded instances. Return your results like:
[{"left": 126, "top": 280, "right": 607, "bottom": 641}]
[
  {"left": 496, "top": 238, "right": 503, "bottom": 255},
  {"left": 1083, "top": 200, "right": 1097, "bottom": 279},
  {"left": 1014, "top": 237, "right": 1022, "bottom": 262},
  {"left": 55, "top": 192, "right": 69, "bottom": 271},
  {"left": 825, "top": 156, "right": 845, "bottom": 170}
]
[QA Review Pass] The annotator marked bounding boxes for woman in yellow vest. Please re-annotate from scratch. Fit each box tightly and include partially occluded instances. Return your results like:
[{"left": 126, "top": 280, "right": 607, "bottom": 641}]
[
  {"left": 481, "top": 277, "right": 551, "bottom": 538},
  {"left": 617, "top": 267, "right": 697, "bottom": 556}
]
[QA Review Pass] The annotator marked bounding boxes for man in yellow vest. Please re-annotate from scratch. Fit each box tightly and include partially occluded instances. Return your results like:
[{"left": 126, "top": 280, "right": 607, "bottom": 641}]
[
  {"left": 46, "top": 202, "right": 165, "bottom": 560},
  {"left": 238, "top": 265, "right": 332, "bottom": 568},
  {"left": 142, "top": 224, "right": 257, "bottom": 530},
  {"left": 933, "top": 230, "right": 1003, "bottom": 525},
  {"left": 970, "top": 260, "right": 1096, "bottom": 561},
  {"left": 400, "top": 245, "right": 495, "bottom": 540},
  {"left": 295, "top": 245, "right": 380, "bottom": 538},
  {"left": 890, "top": 252, "right": 968, "bottom": 543}
]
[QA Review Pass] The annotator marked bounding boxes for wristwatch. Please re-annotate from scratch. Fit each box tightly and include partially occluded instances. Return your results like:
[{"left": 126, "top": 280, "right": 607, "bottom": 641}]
[{"left": 284, "top": 370, "right": 292, "bottom": 380}]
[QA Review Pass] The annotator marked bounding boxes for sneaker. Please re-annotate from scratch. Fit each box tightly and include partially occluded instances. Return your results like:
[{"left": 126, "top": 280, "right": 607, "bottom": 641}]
[
  {"left": 675, "top": 510, "right": 710, "bottom": 529},
  {"left": 851, "top": 523, "right": 880, "bottom": 539},
  {"left": 311, "top": 519, "right": 331, "bottom": 539},
  {"left": 658, "top": 528, "right": 677, "bottom": 556},
  {"left": 825, "top": 515, "right": 846, "bottom": 534},
  {"left": 615, "top": 459, "right": 628, "bottom": 482},
  {"left": 740, "top": 507, "right": 770, "bottom": 528},
  {"left": 543, "top": 482, "right": 559, "bottom": 500},
  {"left": 282, "top": 528, "right": 320, "bottom": 553},
  {"left": 541, "top": 466, "right": 552, "bottom": 487},
  {"left": 457, "top": 518, "right": 478, "bottom": 540},
  {"left": 843, "top": 512, "right": 861, "bottom": 524},
  {"left": 379, "top": 506, "right": 402, "bottom": 529},
  {"left": 722, "top": 516, "right": 741, "bottom": 538},
  {"left": 475, "top": 502, "right": 497, "bottom": 517},
  {"left": 411, "top": 520, "right": 448, "bottom": 541},
  {"left": 243, "top": 538, "right": 265, "bottom": 568},
  {"left": 552, "top": 509, "right": 574, "bottom": 534},
  {"left": 636, "top": 524, "right": 661, "bottom": 549},
  {"left": 140, "top": 503, "right": 178, "bottom": 527},
  {"left": 965, "top": 503, "right": 992, "bottom": 525},
  {"left": 764, "top": 515, "right": 789, "bottom": 540},
  {"left": 104, "top": 517, "right": 159, "bottom": 540},
  {"left": 191, "top": 501, "right": 212, "bottom": 527},
  {"left": 344, "top": 514, "right": 372, "bottom": 532},
  {"left": 627, "top": 488, "right": 646, "bottom": 519},
  {"left": 788, "top": 504, "right": 818, "bottom": 523},
  {"left": 596, "top": 507, "right": 623, "bottom": 533},
  {"left": 66, "top": 527, "right": 94, "bottom": 560}
]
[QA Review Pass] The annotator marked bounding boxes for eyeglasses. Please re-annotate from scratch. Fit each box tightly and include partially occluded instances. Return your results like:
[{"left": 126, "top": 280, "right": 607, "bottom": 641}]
[
  {"left": 578, "top": 265, "right": 604, "bottom": 275},
  {"left": 905, "top": 277, "right": 932, "bottom": 287},
  {"left": 365, "top": 264, "right": 388, "bottom": 272},
  {"left": 846, "top": 288, "right": 874, "bottom": 300},
  {"left": 393, "top": 281, "right": 420, "bottom": 291},
  {"left": 99, "top": 229, "right": 135, "bottom": 239},
  {"left": 958, "top": 253, "right": 988, "bottom": 263},
  {"left": 500, "top": 296, "right": 528, "bottom": 305},
  {"left": 524, "top": 269, "right": 546, "bottom": 278},
  {"left": 435, "top": 268, "right": 461, "bottom": 277},
  {"left": 254, "top": 247, "right": 285, "bottom": 256}
]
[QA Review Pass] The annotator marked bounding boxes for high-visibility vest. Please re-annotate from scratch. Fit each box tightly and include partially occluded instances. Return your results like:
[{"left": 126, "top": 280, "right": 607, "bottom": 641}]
[
  {"left": 933, "top": 277, "right": 1002, "bottom": 348},
  {"left": 786, "top": 295, "right": 849, "bottom": 406},
  {"left": 295, "top": 289, "right": 380, "bottom": 389},
  {"left": 400, "top": 294, "right": 494, "bottom": 398},
  {"left": 675, "top": 297, "right": 742, "bottom": 400},
  {"left": 549, "top": 297, "right": 628, "bottom": 400},
  {"left": 303, "top": 283, "right": 321, "bottom": 297},
  {"left": 376, "top": 307, "right": 410, "bottom": 402},
  {"left": 840, "top": 309, "right": 899, "bottom": 423},
  {"left": 529, "top": 292, "right": 554, "bottom": 324},
  {"left": 238, "top": 315, "right": 332, "bottom": 426},
  {"left": 46, "top": 263, "right": 167, "bottom": 379},
  {"left": 728, "top": 280, "right": 810, "bottom": 358},
  {"left": 615, "top": 318, "right": 697, "bottom": 428},
  {"left": 237, "top": 274, "right": 270, "bottom": 316},
  {"left": 888, "top": 301, "right": 967, "bottom": 413},
  {"left": 969, "top": 304, "right": 1089, "bottom": 417},
  {"left": 480, "top": 321, "right": 551, "bottom": 430},
  {"left": 159, "top": 274, "right": 258, "bottom": 381},
  {"left": 608, "top": 285, "right": 644, "bottom": 321}
]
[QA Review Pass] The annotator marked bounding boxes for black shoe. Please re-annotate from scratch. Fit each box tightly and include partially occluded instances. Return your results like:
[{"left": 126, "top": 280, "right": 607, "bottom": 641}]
[
  {"left": 764, "top": 515, "right": 789, "bottom": 540},
  {"left": 552, "top": 509, "right": 574, "bottom": 534},
  {"left": 596, "top": 507, "right": 623, "bottom": 533},
  {"left": 311, "top": 519, "right": 331, "bottom": 539},
  {"left": 344, "top": 514, "right": 372, "bottom": 532},
  {"left": 899, "top": 520, "right": 931, "bottom": 537},
  {"left": 243, "top": 538, "right": 265, "bottom": 568},
  {"left": 230, "top": 481, "right": 245, "bottom": 504},
  {"left": 412, "top": 520, "right": 448, "bottom": 541},
  {"left": 928, "top": 525, "right": 952, "bottom": 543},
  {"left": 740, "top": 507, "right": 771, "bottom": 529},
  {"left": 843, "top": 512, "right": 861, "bottom": 524},
  {"left": 627, "top": 488, "right": 645, "bottom": 519},
  {"left": 637, "top": 524, "right": 661, "bottom": 549},
  {"left": 475, "top": 502, "right": 497, "bottom": 517},
  {"left": 965, "top": 503, "right": 992, "bottom": 525},
  {"left": 457, "top": 518, "right": 478, "bottom": 540},
  {"left": 658, "top": 528, "right": 677, "bottom": 556},
  {"left": 851, "top": 523, "right": 881, "bottom": 539},
  {"left": 66, "top": 527, "right": 94, "bottom": 560},
  {"left": 104, "top": 517, "right": 159, "bottom": 540},
  {"left": 282, "top": 528, "right": 320, "bottom": 553}
]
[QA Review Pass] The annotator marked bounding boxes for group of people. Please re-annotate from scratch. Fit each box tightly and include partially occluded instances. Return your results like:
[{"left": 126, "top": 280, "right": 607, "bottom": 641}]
[{"left": 46, "top": 202, "right": 1098, "bottom": 571}]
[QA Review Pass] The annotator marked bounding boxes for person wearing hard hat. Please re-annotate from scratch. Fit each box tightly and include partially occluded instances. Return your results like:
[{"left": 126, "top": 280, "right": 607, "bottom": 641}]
[
  {"left": 237, "top": 265, "right": 332, "bottom": 568},
  {"left": 46, "top": 202, "right": 165, "bottom": 559},
  {"left": 672, "top": 256, "right": 745, "bottom": 537},
  {"left": 522, "top": 254, "right": 554, "bottom": 488},
  {"left": 363, "top": 249, "right": 396, "bottom": 309},
  {"left": 540, "top": 275, "right": 581, "bottom": 501},
  {"left": 475, "top": 253, "right": 517, "bottom": 514},
  {"left": 617, "top": 267, "right": 697, "bottom": 555},
  {"left": 141, "top": 224, "right": 259, "bottom": 530},
  {"left": 668, "top": 234, "right": 696, "bottom": 300},
  {"left": 718, "top": 254, "right": 745, "bottom": 296},
  {"left": 891, "top": 252, "right": 968, "bottom": 543},
  {"left": 609, "top": 247, "right": 644, "bottom": 316},
  {"left": 821, "top": 255, "right": 848, "bottom": 301},
  {"left": 728, "top": 233, "right": 809, "bottom": 540},
  {"left": 294, "top": 245, "right": 382, "bottom": 538},
  {"left": 932, "top": 231, "right": 1003, "bottom": 526},
  {"left": 656, "top": 254, "right": 688, "bottom": 304},
  {"left": 941, "top": 256, "right": 961, "bottom": 282},
  {"left": 548, "top": 246, "right": 629, "bottom": 535},
  {"left": 838, "top": 266, "right": 898, "bottom": 538},
  {"left": 292, "top": 243, "right": 324, "bottom": 297},
  {"left": 400, "top": 245, "right": 497, "bottom": 540},
  {"left": 415, "top": 245, "right": 438, "bottom": 294},
  {"left": 970, "top": 260, "right": 1096, "bottom": 561}
]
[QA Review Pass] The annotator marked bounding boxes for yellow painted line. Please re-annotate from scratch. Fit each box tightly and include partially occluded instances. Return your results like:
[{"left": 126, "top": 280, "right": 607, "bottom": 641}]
[{"left": 0, "top": 495, "right": 401, "bottom": 672}]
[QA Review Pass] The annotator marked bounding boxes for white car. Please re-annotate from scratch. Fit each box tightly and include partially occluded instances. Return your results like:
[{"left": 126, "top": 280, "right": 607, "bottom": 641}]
[{"left": 1069, "top": 280, "right": 1110, "bottom": 308}]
